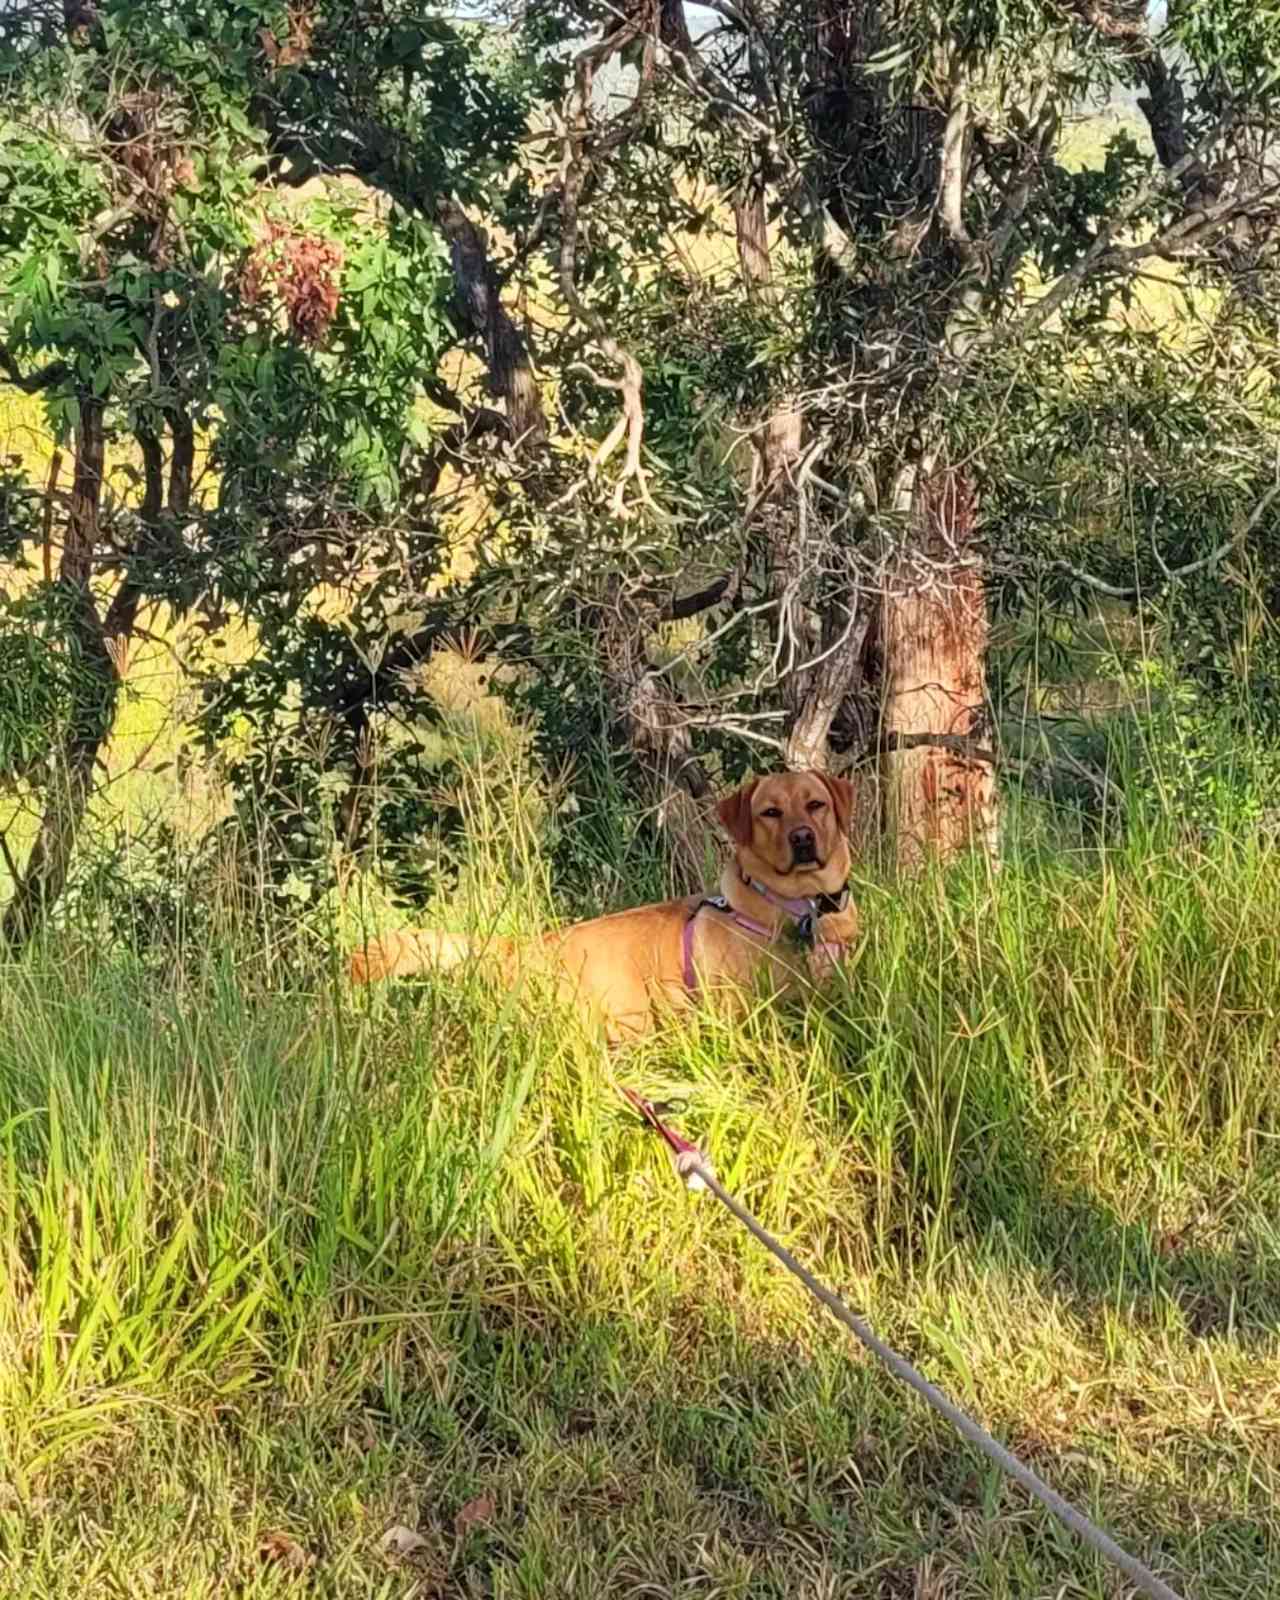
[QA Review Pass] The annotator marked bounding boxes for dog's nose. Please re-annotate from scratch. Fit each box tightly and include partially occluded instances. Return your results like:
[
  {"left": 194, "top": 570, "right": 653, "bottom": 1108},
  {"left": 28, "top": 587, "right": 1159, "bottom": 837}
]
[{"left": 789, "top": 826, "right": 816, "bottom": 852}]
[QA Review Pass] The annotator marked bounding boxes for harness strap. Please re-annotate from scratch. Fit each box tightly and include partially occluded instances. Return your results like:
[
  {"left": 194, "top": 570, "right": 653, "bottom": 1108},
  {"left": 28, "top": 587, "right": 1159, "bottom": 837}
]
[
  {"left": 682, "top": 898, "right": 769, "bottom": 992},
  {"left": 682, "top": 879, "right": 854, "bottom": 993}
]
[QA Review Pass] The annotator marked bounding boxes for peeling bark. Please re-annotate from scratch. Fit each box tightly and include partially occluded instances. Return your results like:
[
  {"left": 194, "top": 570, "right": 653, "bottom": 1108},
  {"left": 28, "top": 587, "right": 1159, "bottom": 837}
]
[
  {"left": 879, "top": 468, "right": 997, "bottom": 869},
  {"left": 733, "top": 172, "right": 774, "bottom": 302}
]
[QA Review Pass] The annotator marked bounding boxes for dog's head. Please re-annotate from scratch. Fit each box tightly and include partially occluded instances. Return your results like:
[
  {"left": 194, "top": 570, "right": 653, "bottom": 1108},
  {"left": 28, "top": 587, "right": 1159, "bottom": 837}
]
[{"left": 716, "top": 769, "right": 854, "bottom": 891}]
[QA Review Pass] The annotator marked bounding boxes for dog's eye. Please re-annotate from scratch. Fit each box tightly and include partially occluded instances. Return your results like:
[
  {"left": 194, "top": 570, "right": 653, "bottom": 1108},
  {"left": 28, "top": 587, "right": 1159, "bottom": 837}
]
[
  {"left": 806, "top": 799, "right": 826, "bottom": 812},
  {"left": 759, "top": 806, "right": 783, "bottom": 819}
]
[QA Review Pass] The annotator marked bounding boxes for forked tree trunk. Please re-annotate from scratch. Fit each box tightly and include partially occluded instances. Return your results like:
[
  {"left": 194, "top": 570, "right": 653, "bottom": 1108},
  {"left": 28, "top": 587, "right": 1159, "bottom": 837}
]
[
  {"left": 597, "top": 582, "right": 714, "bottom": 893},
  {"left": 878, "top": 467, "right": 998, "bottom": 869}
]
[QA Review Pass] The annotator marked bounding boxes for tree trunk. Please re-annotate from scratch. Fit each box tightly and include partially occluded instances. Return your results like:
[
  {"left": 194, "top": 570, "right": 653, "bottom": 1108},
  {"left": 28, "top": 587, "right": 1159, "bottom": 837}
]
[
  {"left": 733, "top": 173, "right": 775, "bottom": 303},
  {"left": 3, "top": 399, "right": 139, "bottom": 947},
  {"left": 435, "top": 198, "right": 547, "bottom": 448},
  {"left": 2, "top": 682, "right": 119, "bottom": 947},
  {"left": 878, "top": 467, "right": 997, "bottom": 869}
]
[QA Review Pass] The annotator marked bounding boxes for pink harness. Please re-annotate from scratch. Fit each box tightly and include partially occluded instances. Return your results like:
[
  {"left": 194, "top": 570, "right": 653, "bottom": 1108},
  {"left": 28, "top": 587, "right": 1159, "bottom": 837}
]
[{"left": 681, "top": 877, "right": 848, "bottom": 992}]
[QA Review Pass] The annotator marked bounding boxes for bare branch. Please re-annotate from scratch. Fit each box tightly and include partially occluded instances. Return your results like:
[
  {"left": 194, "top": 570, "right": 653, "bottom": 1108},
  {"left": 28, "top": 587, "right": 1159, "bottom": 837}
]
[
  {"left": 0, "top": 829, "right": 21, "bottom": 891},
  {"left": 640, "top": 0, "right": 861, "bottom": 277},
  {"left": 1061, "top": 0, "right": 1219, "bottom": 201},
  {"left": 665, "top": 571, "right": 739, "bottom": 620},
  {"left": 1051, "top": 474, "right": 1280, "bottom": 601},
  {"left": 938, "top": 87, "right": 973, "bottom": 262},
  {"left": 980, "top": 96, "right": 1061, "bottom": 269},
  {"left": 1048, "top": 560, "right": 1141, "bottom": 599},
  {"left": 556, "top": 40, "right": 657, "bottom": 518}
]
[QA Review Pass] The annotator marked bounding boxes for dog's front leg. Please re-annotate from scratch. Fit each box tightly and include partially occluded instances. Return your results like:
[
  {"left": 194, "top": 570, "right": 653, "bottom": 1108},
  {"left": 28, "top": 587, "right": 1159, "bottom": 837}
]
[{"left": 808, "top": 908, "right": 859, "bottom": 984}]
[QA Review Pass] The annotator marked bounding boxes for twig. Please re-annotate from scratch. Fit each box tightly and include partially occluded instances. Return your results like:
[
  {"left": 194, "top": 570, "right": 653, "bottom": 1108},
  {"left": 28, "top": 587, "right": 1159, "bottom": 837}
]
[
  {"left": 0, "top": 829, "right": 21, "bottom": 889},
  {"left": 1050, "top": 473, "right": 1280, "bottom": 601}
]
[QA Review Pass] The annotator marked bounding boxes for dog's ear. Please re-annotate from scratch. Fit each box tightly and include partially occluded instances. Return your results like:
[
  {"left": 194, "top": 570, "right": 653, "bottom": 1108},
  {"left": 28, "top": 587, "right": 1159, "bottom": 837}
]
[
  {"left": 817, "top": 771, "right": 855, "bottom": 833},
  {"left": 716, "top": 779, "right": 758, "bottom": 845}
]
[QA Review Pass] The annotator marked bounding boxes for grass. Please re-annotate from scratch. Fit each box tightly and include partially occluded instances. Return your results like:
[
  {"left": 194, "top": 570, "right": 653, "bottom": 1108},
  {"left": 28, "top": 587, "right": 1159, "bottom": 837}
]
[{"left": 3, "top": 762, "right": 1280, "bottom": 1598}]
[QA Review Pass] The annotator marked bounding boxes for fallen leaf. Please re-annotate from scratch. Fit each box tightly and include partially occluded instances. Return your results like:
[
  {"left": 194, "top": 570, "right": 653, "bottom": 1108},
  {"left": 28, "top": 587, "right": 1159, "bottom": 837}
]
[
  {"left": 258, "top": 1530, "right": 313, "bottom": 1571},
  {"left": 379, "top": 1523, "right": 429, "bottom": 1559},
  {"left": 453, "top": 1495, "right": 495, "bottom": 1537}
]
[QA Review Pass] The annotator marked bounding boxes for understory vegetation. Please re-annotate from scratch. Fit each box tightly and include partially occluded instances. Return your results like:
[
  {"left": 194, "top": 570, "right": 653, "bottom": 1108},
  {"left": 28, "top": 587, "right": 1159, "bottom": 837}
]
[{"left": 4, "top": 737, "right": 1280, "bottom": 1597}]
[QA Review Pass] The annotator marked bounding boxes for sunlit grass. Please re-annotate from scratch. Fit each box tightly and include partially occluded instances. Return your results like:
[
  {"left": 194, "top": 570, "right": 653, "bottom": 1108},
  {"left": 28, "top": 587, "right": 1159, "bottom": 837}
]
[{"left": 3, "top": 747, "right": 1280, "bottom": 1594}]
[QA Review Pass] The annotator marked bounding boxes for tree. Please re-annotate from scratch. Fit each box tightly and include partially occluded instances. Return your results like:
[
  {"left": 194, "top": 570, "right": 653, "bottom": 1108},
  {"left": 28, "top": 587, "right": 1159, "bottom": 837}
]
[
  {"left": 0, "top": 0, "right": 541, "bottom": 939},
  {"left": 465, "top": 0, "right": 1280, "bottom": 864},
  {"left": 4, "top": 0, "right": 1280, "bottom": 941}
]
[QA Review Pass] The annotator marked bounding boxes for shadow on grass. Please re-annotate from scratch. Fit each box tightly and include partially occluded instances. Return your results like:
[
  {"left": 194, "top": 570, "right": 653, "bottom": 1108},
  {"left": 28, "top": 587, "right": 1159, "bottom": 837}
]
[
  {"left": 1009, "top": 1177, "right": 1280, "bottom": 1344},
  {"left": 942, "top": 1107, "right": 1280, "bottom": 1348}
]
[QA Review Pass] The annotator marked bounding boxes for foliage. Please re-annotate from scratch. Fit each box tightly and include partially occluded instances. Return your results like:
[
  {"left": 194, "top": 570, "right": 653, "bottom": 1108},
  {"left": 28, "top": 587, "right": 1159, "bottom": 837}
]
[
  {"left": 435, "top": 0, "right": 1280, "bottom": 794},
  {"left": 968, "top": 313, "right": 1280, "bottom": 600},
  {"left": 0, "top": 621, "right": 86, "bottom": 784},
  {"left": 4, "top": 0, "right": 1280, "bottom": 921},
  {"left": 0, "top": 0, "right": 549, "bottom": 921}
]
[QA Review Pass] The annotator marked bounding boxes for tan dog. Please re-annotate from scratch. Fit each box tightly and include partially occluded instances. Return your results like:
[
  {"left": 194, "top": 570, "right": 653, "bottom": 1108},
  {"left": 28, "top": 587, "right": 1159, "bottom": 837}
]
[{"left": 348, "top": 770, "right": 859, "bottom": 1043}]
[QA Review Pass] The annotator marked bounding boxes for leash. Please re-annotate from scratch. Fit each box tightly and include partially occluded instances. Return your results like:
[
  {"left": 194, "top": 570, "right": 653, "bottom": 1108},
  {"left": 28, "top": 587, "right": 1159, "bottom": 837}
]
[{"left": 619, "top": 1087, "right": 1186, "bottom": 1600}]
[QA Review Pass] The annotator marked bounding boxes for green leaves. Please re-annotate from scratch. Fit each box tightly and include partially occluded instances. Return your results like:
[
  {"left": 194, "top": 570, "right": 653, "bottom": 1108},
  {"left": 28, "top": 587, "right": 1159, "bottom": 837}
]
[
  {"left": 1170, "top": 0, "right": 1280, "bottom": 92},
  {"left": 0, "top": 0, "right": 487, "bottom": 914}
]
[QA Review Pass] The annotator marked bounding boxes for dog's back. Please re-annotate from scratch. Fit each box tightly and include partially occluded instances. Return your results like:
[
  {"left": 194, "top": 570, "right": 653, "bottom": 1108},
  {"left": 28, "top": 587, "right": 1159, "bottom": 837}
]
[{"left": 347, "top": 899, "right": 695, "bottom": 1041}]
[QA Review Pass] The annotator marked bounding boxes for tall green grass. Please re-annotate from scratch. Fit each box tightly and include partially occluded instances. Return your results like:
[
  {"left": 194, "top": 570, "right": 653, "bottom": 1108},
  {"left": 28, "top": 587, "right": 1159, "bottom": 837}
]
[{"left": 3, "top": 757, "right": 1280, "bottom": 1595}]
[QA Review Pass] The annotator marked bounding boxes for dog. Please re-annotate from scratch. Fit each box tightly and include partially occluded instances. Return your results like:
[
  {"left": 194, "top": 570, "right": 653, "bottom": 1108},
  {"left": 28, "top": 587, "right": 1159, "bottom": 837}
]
[{"left": 347, "top": 769, "right": 860, "bottom": 1043}]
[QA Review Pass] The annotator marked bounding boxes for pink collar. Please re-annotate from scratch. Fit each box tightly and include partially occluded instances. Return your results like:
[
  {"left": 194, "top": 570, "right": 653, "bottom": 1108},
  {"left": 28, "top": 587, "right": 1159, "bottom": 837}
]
[{"left": 740, "top": 873, "right": 823, "bottom": 921}]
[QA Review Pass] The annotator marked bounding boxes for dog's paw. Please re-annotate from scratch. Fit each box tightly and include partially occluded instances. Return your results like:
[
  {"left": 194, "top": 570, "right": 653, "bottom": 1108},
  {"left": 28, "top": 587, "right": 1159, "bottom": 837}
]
[{"left": 817, "top": 907, "right": 858, "bottom": 944}]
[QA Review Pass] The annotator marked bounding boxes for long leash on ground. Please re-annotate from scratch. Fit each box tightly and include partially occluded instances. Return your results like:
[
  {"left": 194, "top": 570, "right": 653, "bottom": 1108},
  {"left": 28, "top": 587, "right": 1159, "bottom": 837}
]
[{"left": 619, "top": 1087, "right": 1186, "bottom": 1600}]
